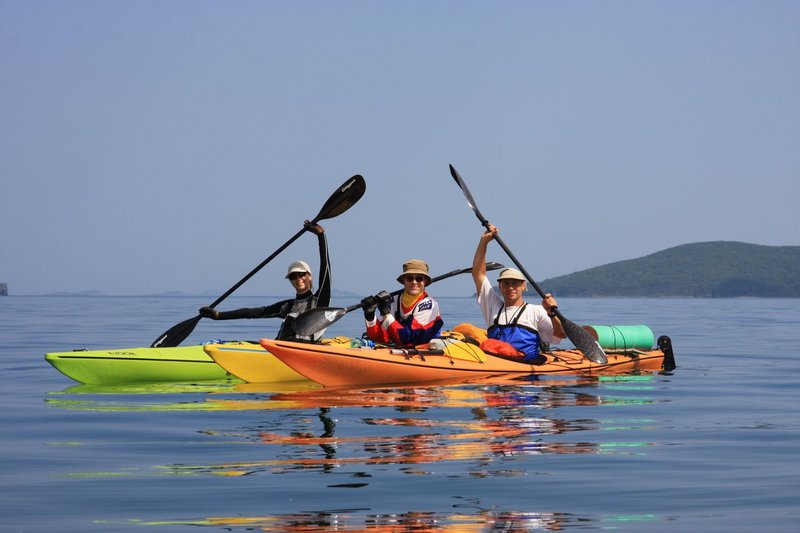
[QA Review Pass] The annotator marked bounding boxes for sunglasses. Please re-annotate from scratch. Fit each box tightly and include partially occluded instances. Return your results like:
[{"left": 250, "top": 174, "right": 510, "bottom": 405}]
[
  {"left": 404, "top": 275, "right": 426, "bottom": 283},
  {"left": 288, "top": 272, "right": 308, "bottom": 281}
]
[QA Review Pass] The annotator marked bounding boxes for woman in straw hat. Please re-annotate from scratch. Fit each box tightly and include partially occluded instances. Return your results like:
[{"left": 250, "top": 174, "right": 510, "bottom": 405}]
[
  {"left": 360, "top": 259, "right": 443, "bottom": 347},
  {"left": 471, "top": 224, "right": 565, "bottom": 364},
  {"left": 198, "top": 221, "right": 331, "bottom": 341}
]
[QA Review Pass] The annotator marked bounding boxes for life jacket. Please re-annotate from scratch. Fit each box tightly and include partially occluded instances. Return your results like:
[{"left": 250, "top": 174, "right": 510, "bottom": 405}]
[
  {"left": 487, "top": 303, "right": 542, "bottom": 362},
  {"left": 393, "top": 300, "right": 417, "bottom": 329},
  {"left": 369, "top": 292, "right": 442, "bottom": 347}
]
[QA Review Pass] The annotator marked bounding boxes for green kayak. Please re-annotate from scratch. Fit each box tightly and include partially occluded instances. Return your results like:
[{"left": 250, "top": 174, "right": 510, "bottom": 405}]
[{"left": 45, "top": 344, "right": 241, "bottom": 385}]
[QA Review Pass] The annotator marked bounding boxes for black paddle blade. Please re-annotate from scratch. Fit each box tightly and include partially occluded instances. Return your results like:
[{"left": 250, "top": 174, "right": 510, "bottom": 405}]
[
  {"left": 292, "top": 307, "right": 348, "bottom": 338},
  {"left": 449, "top": 164, "right": 489, "bottom": 226},
  {"left": 151, "top": 315, "right": 201, "bottom": 348},
  {"left": 557, "top": 312, "right": 607, "bottom": 364},
  {"left": 314, "top": 175, "right": 366, "bottom": 222}
]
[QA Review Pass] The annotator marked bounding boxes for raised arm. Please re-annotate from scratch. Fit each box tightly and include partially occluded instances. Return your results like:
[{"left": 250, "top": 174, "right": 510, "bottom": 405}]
[
  {"left": 472, "top": 224, "right": 497, "bottom": 294},
  {"left": 305, "top": 221, "right": 331, "bottom": 307}
]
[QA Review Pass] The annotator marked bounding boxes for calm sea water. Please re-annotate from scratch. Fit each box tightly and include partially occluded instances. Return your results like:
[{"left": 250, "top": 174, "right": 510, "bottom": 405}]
[{"left": 1, "top": 295, "right": 798, "bottom": 532}]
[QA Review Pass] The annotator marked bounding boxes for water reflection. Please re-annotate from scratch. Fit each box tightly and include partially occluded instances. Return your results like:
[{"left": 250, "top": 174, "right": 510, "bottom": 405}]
[
  {"left": 155, "top": 378, "right": 657, "bottom": 477},
  {"left": 45, "top": 374, "right": 657, "bottom": 413},
  {"left": 44, "top": 380, "right": 323, "bottom": 412},
  {"left": 48, "top": 375, "right": 659, "bottom": 479},
  {"left": 132, "top": 508, "right": 661, "bottom": 531}
]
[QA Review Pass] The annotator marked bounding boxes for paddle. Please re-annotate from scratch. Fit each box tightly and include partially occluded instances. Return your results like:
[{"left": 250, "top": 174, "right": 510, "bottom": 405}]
[
  {"left": 150, "top": 174, "right": 367, "bottom": 348},
  {"left": 448, "top": 164, "right": 607, "bottom": 364},
  {"left": 291, "top": 261, "right": 505, "bottom": 338}
]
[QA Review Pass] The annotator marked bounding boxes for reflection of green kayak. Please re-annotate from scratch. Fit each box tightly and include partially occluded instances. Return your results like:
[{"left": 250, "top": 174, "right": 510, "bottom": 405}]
[
  {"left": 45, "top": 344, "right": 240, "bottom": 385},
  {"left": 45, "top": 380, "right": 322, "bottom": 413},
  {"left": 56, "top": 381, "right": 243, "bottom": 395}
]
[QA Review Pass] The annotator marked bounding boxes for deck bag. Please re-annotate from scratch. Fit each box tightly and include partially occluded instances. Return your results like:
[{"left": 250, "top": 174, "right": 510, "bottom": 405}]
[{"left": 480, "top": 338, "right": 524, "bottom": 359}]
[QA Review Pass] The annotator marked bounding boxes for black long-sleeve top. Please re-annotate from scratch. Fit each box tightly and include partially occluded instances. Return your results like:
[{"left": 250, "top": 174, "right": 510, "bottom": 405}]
[{"left": 214, "top": 231, "right": 331, "bottom": 341}]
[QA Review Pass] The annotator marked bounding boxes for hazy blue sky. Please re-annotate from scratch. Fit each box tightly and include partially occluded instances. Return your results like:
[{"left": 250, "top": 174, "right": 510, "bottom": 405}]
[{"left": 2, "top": 1, "right": 798, "bottom": 298}]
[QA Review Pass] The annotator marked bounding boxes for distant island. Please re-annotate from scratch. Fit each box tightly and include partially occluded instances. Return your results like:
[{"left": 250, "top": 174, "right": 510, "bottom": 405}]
[
  {"left": 40, "top": 288, "right": 363, "bottom": 298},
  {"left": 45, "top": 290, "right": 106, "bottom": 297},
  {"left": 539, "top": 241, "right": 800, "bottom": 297}
]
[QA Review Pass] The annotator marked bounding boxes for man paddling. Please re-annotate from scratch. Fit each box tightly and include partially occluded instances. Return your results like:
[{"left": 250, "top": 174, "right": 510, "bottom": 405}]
[
  {"left": 199, "top": 221, "right": 331, "bottom": 341},
  {"left": 360, "top": 259, "right": 444, "bottom": 347},
  {"left": 472, "top": 224, "right": 565, "bottom": 364}
]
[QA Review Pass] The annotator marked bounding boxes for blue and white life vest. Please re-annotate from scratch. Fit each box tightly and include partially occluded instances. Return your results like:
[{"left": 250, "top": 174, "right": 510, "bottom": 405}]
[{"left": 487, "top": 304, "right": 542, "bottom": 362}]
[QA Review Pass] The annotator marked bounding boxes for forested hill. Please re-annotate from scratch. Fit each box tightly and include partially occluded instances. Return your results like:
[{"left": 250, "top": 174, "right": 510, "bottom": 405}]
[{"left": 539, "top": 241, "right": 800, "bottom": 297}]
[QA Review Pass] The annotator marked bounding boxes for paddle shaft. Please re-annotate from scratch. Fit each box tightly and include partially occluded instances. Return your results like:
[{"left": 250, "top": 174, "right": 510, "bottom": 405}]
[
  {"left": 480, "top": 230, "right": 574, "bottom": 327},
  {"left": 345, "top": 263, "right": 502, "bottom": 313},
  {"left": 448, "top": 164, "right": 607, "bottom": 363},
  {"left": 210, "top": 227, "right": 304, "bottom": 310},
  {"left": 207, "top": 174, "right": 365, "bottom": 309},
  {"left": 291, "top": 262, "right": 504, "bottom": 337},
  {"left": 343, "top": 264, "right": 497, "bottom": 314},
  {"left": 150, "top": 227, "right": 309, "bottom": 348},
  {"left": 448, "top": 165, "right": 550, "bottom": 298},
  {"left": 151, "top": 175, "right": 366, "bottom": 348}
]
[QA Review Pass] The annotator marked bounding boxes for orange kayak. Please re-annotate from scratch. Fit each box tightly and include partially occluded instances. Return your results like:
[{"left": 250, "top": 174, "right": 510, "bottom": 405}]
[{"left": 259, "top": 335, "right": 675, "bottom": 387}]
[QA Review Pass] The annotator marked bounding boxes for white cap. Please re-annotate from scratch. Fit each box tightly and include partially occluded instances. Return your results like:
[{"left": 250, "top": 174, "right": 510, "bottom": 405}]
[{"left": 286, "top": 260, "right": 311, "bottom": 278}]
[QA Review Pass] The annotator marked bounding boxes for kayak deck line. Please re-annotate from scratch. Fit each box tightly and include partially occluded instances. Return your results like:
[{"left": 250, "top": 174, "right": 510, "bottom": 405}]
[
  {"left": 46, "top": 354, "right": 220, "bottom": 364},
  {"left": 214, "top": 346, "right": 272, "bottom": 354}
]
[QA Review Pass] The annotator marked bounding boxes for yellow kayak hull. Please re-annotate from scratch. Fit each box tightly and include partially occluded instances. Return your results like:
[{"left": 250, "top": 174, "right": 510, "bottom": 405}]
[{"left": 203, "top": 342, "right": 308, "bottom": 383}]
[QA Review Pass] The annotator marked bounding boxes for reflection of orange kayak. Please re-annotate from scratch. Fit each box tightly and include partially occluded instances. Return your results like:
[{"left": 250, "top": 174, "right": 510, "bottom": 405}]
[
  {"left": 259, "top": 336, "right": 675, "bottom": 387},
  {"left": 141, "top": 509, "right": 572, "bottom": 531}
]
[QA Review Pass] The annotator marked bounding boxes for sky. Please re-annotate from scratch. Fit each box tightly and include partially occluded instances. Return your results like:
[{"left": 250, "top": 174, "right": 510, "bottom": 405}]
[{"left": 2, "top": 0, "right": 799, "bottom": 298}]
